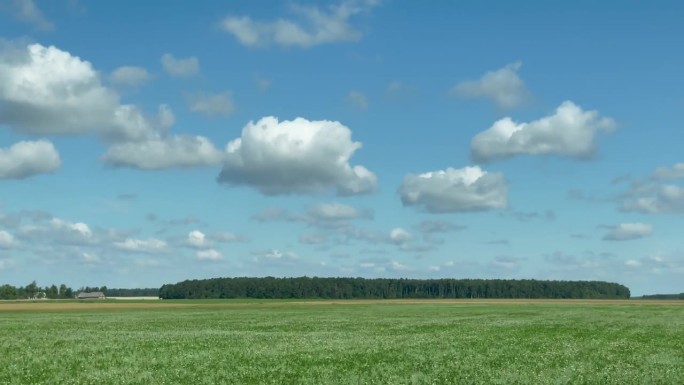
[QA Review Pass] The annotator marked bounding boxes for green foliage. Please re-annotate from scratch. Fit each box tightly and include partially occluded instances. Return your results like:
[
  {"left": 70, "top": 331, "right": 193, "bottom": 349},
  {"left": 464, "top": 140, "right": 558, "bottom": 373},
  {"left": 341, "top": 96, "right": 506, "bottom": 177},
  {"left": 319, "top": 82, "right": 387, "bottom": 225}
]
[
  {"left": 0, "top": 283, "right": 158, "bottom": 300},
  {"left": 159, "top": 277, "right": 631, "bottom": 300},
  {"left": 0, "top": 282, "right": 74, "bottom": 300},
  {"left": 639, "top": 293, "right": 684, "bottom": 300},
  {"left": 103, "top": 288, "right": 160, "bottom": 297},
  {"left": 0, "top": 301, "right": 682, "bottom": 384}
]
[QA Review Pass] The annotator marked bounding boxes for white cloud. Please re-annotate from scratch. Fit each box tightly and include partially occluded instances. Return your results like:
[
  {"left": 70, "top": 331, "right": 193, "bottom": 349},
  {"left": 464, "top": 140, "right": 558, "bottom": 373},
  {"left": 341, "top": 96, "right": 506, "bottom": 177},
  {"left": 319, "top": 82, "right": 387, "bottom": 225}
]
[
  {"left": 355, "top": 258, "right": 414, "bottom": 273},
  {"left": 414, "top": 220, "right": 465, "bottom": 245},
  {"left": 104, "top": 104, "right": 168, "bottom": 142},
  {"left": 186, "top": 230, "right": 244, "bottom": 248},
  {"left": 624, "top": 259, "right": 642, "bottom": 267},
  {"left": 8, "top": 0, "right": 53, "bottom": 31},
  {"left": 109, "top": 66, "right": 150, "bottom": 87},
  {"left": 0, "top": 230, "right": 17, "bottom": 248},
  {"left": 252, "top": 249, "right": 300, "bottom": 265},
  {"left": 218, "top": 116, "right": 377, "bottom": 196},
  {"left": 603, "top": 223, "right": 653, "bottom": 241},
  {"left": 17, "top": 216, "right": 93, "bottom": 246},
  {"left": 254, "top": 204, "right": 370, "bottom": 234},
  {"left": 384, "top": 81, "right": 415, "bottom": 101},
  {"left": 451, "top": 62, "right": 529, "bottom": 109},
  {"left": 622, "top": 185, "right": 684, "bottom": 214},
  {"left": 0, "top": 43, "right": 167, "bottom": 142},
  {"left": 343, "top": 227, "right": 389, "bottom": 245},
  {"left": 0, "top": 43, "right": 119, "bottom": 135},
  {"left": 252, "top": 208, "right": 297, "bottom": 222},
  {"left": 187, "top": 92, "right": 235, "bottom": 117},
  {"left": 211, "top": 231, "right": 245, "bottom": 243},
  {"left": 620, "top": 167, "right": 684, "bottom": 214},
  {"left": 620, "top": 252, "right": 684, "bottom": 276},
  {"left": 0, "top": 43, "right": 227, "bottom": 171},
  {"left": 102, "top": 105, "right": 226, "bottom": 170},
  {"left": 414, "top": 220, "right": 465, "bottom": 234},
  {"left": 299, "top": 233, "right": 328, "bottom": 245},
  {"left": 160, "top": 53, "right": 199, "bottom": 77},
  {"left": 653, "top": 163, "right": 684, "bottom": 180},
  {"left": 308, "top": 202, "right": 368, "bottom": 221},
  {"left": 101, "top": 135, "right": 224, "bottom": 170},
  {"left": 389, "top": 228, "right": 412, "bottom": 244},
  {"left": 114, "top": 238, "right": 168, "bottom": 254},
  {"left": 187, "top": 230, "right": 208, "bottom": 248},
  {"left": 195, "top": 249, "right": 223, "bottom": 261},
  {"left": 221, "top": 0, "right": 377, "bottom": 48},
  {"left": 399, "top": 166, "right": 507, "bottom": 213},
  {"left": 80, "top": 252, "right": 100, "bottom": 263},
  {"left": 389, "top": 260, "right": 413, "bottom": 272},
  {"left": 255, "top": 75, "right": 271, "bottom": 91},
  {"left": 157, "top": 105, "right": 176, "bottom": 130},
  {"left": 489, "top": 256, "right": 521, "bottom": 271},
  {"left": 0, "top": 140, "right": 60, "bottom": 180},
  {"left": 265, "top": 249, "right": 295, "bottom": 260},
  {"left": 51, "top": 218, "right": 92, "bottom": 238},
  {"left": 471, "top": 101, "right": 615, "bottom": 162},
  {"left": 0, "top": 258, "right": 14, "bottom": 270},
  {"left": 135, "top": 258, "right": 161, "bottom": 267},
  {"left": 428, "top": 260, "right": 473, "bottom": 273},
  {"left": 345, "top": 91, "right": 368, "bottom": 110}
]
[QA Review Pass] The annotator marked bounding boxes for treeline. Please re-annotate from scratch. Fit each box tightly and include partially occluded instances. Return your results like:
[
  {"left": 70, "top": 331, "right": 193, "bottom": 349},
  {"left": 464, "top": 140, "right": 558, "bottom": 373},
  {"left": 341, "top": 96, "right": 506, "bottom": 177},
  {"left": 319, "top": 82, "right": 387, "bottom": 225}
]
[
  {"left": 77, "top": 286, "right": 158, "bottom": 297},
  {"left": 159, "top": 277, "right": 631, "bottom": 300},
  {"left": 0, "top": 282, "right": 159, "bottom": 300},
  {"left": 104, "top": 288, "right": 159, "bottom": 297},
  {"left": 639, "top": 293, "right": 684, "bottom": 300},
  {"left": 0, "top": 281, "right": 73, "bottom": 300}
]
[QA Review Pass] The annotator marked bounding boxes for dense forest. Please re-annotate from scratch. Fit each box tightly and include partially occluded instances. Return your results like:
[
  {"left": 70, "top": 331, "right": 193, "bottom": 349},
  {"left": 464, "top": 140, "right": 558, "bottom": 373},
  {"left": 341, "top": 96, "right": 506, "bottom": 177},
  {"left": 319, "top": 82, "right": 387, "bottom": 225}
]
[
  {"left": 1, "top": 278, "right": 634, "bottom": 301},
  {"left": 0, "top": 282, "right": 159, "bottom": 300},
  {"left": 159, "top": 277, "right": 631, "bottom": 300}
]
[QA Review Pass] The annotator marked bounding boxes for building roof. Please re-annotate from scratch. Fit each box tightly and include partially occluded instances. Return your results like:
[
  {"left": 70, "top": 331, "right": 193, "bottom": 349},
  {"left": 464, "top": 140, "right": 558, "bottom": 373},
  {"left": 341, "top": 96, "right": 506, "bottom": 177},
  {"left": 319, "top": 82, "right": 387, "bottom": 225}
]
[{"left": 77, "top": 291, "right": 105, "bottom": 299}]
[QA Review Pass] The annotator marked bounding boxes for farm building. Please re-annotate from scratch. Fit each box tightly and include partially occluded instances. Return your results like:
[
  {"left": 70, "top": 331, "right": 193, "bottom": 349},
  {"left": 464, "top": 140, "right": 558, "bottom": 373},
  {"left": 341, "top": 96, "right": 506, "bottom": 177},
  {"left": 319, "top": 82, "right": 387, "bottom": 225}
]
[{"left": 76, "top": 291, "right": 106, "bottom": 300}]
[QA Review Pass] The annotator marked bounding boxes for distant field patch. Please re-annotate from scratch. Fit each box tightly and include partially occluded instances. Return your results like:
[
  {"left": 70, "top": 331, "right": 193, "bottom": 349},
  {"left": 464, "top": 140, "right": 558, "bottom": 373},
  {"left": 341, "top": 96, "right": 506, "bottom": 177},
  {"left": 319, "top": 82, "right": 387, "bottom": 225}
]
[{"left": 1, "top": 300, "right": 682, "bottom": 384}]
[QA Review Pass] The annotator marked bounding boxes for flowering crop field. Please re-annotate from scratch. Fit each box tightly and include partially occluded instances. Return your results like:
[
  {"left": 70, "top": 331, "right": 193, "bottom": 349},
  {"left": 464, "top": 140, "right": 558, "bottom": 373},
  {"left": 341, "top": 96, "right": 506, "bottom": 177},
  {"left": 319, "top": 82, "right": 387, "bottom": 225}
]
[{"left": 1, "top": 300, "right": 683, "bottom": 384}]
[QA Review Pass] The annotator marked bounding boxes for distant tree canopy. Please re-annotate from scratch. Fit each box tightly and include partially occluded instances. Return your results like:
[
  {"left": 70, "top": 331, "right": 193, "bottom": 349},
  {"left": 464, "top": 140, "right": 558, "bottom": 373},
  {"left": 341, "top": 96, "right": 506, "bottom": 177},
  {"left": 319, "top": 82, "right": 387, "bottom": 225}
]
[
  {"left": 0, "top": 284, "right": 159, "bottom": 300},
  {"left": 104, "top": 288, "right": 159, "bottom": 297},
  {"left": 159, "top": 277, "right": 631, "bottom": 300},
  {"left": 0, "top": 282, "right": 73, "bottom": 300},
  {"left": 639, "top": 293, "right": 684, "bottom": 300}
]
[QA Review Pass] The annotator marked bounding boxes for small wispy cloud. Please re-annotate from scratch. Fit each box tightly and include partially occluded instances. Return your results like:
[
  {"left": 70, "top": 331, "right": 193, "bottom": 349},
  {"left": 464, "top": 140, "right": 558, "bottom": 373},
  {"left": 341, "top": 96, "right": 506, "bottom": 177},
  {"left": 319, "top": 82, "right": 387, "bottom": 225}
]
[
  {"left": 451, "top": 62, "right": 529, "bottom": 109},
  {"left": 221, "top": 0, "right": 379, "bottom": 48}
]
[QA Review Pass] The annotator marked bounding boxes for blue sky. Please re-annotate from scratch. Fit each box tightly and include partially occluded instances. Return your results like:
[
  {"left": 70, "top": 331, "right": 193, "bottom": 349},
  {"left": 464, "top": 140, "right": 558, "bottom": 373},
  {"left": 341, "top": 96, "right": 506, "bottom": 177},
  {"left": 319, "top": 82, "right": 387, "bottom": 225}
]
[{"left": 0, "top": 0, "right": 682, "bottom": 295}]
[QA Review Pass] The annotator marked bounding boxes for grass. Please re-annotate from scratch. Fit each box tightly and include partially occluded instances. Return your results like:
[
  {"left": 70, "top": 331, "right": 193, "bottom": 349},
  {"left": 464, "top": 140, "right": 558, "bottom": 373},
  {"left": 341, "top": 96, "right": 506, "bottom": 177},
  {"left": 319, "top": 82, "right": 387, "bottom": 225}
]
[{"left": 0, "top": 300, "right": 682, "bottom": 384}]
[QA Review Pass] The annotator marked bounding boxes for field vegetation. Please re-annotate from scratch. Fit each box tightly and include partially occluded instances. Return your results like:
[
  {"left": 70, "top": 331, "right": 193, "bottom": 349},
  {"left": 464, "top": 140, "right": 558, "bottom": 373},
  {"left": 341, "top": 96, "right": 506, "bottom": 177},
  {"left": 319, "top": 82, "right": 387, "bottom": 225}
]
[{"left": 1, "top": 300, "right": 682, "bottom": 384}]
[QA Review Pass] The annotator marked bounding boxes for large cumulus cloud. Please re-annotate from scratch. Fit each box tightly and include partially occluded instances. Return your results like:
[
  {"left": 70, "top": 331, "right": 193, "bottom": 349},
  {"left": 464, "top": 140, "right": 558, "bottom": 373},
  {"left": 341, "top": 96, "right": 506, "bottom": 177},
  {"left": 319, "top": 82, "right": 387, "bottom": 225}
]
[
  {"left": 399, "top": 166, "right": 507, "bottom": 213},
  {"left": 471, "top": 101, "right": 615, "bottom": 162},
  {"left": 217, "top": 116, "right": 377, "bottom": 195},
  {"left": 0, "top": 42, "right": 222, "bottom": 171},
  {"left": 0, "top": 43, "right": 130, "bottom": 136}
]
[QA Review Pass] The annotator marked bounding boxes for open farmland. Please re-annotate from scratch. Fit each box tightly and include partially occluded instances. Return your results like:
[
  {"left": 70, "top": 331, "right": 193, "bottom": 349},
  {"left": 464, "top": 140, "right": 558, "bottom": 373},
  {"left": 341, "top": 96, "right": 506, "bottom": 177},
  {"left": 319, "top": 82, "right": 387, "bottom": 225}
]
[{"left": 1, "top": 300, "right": 683, "bottom": 384}]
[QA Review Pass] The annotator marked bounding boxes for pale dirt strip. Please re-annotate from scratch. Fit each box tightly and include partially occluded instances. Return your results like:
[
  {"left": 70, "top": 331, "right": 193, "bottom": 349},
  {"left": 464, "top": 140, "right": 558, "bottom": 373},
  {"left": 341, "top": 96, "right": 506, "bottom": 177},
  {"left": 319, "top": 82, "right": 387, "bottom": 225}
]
[
  {"left": 107, "top": 296, "right": 161, "bottom": 300},
  {"left": 1, "top": 298, "right": 682, "bottom": 312}
]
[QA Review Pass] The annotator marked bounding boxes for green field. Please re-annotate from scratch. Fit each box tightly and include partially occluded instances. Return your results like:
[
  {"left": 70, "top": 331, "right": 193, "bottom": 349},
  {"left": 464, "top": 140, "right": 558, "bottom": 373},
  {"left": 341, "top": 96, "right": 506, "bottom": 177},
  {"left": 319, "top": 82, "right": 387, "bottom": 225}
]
[{"left": 1, "top": 300, "right": 683, "bottom": 384}]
